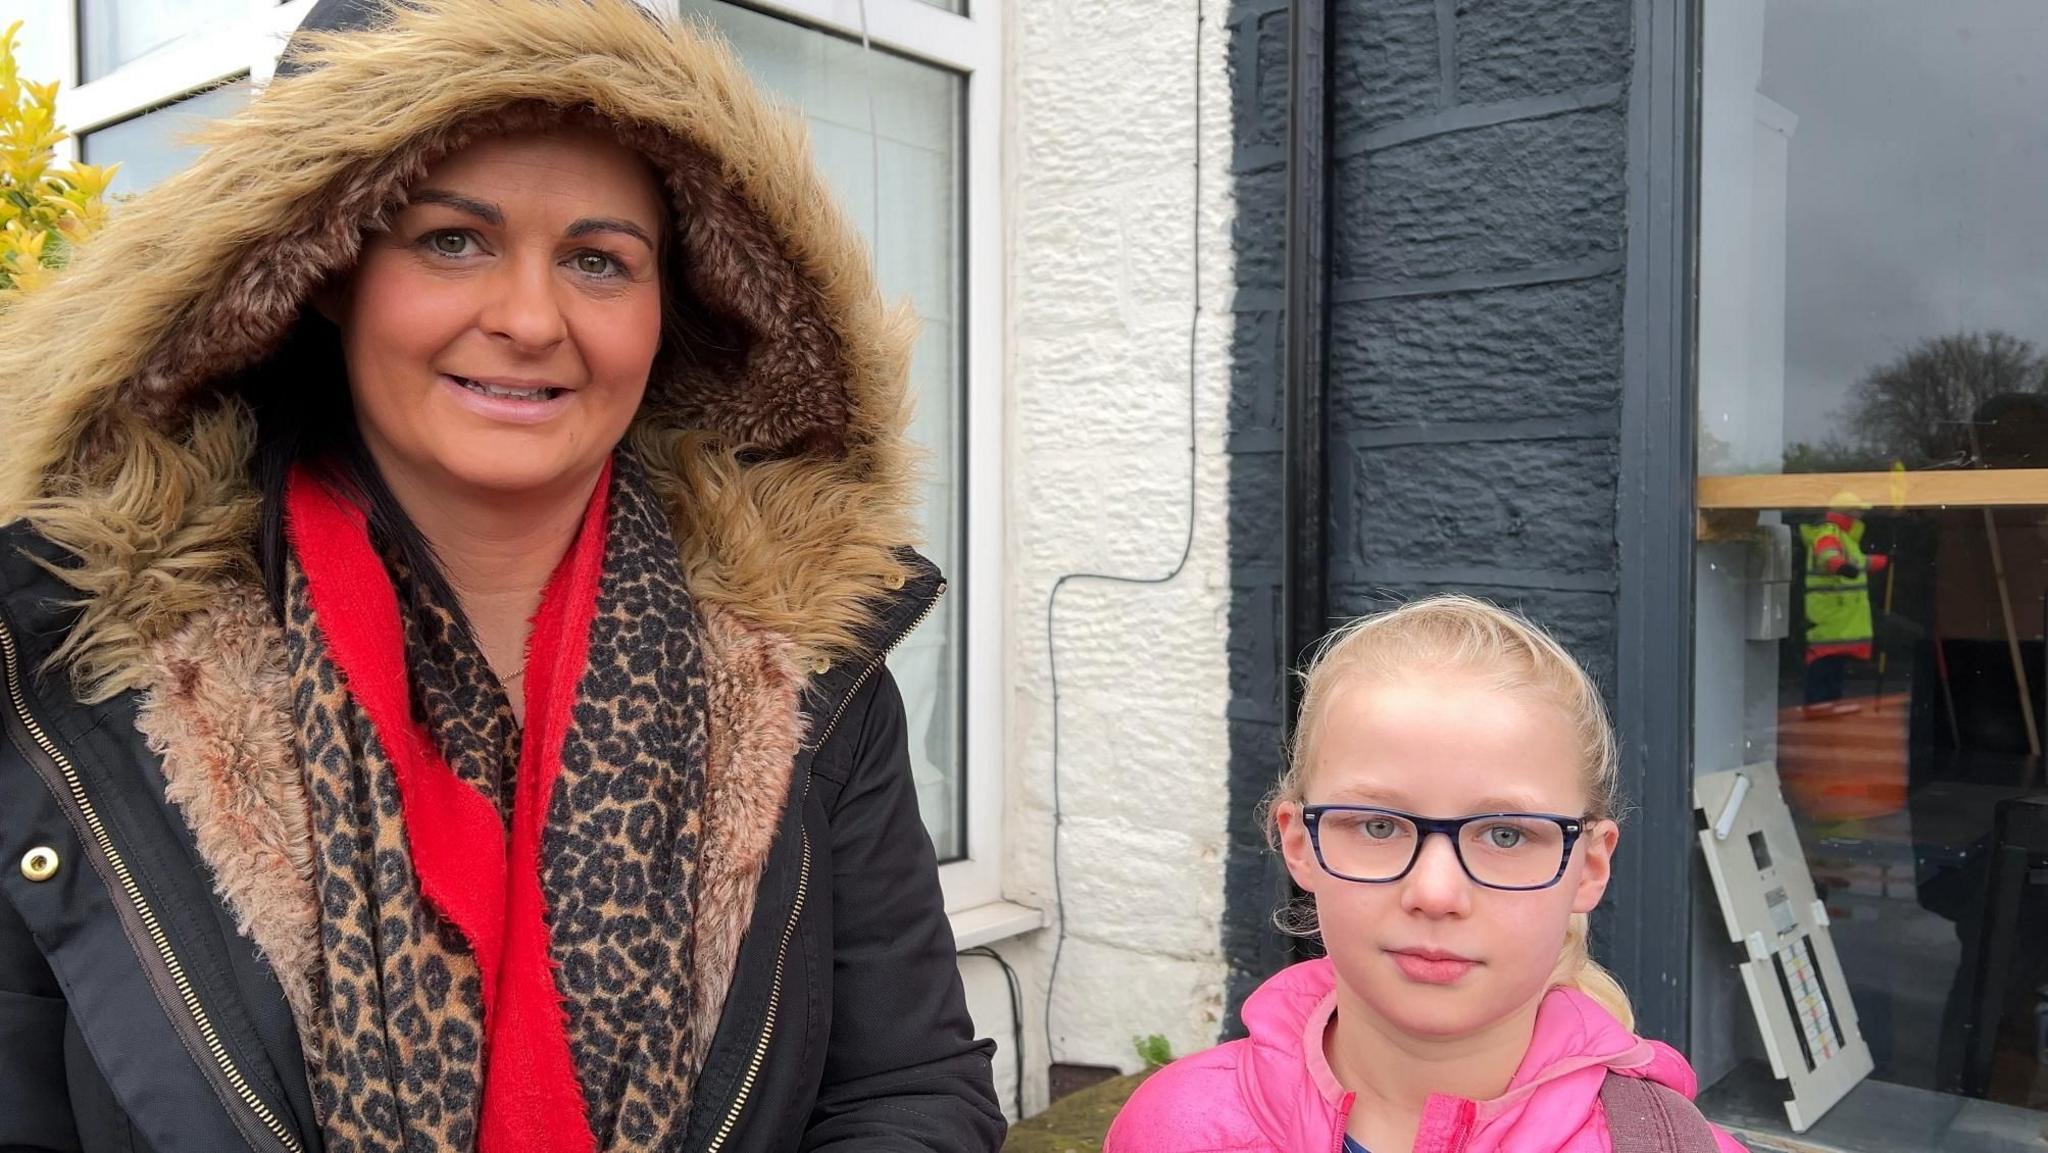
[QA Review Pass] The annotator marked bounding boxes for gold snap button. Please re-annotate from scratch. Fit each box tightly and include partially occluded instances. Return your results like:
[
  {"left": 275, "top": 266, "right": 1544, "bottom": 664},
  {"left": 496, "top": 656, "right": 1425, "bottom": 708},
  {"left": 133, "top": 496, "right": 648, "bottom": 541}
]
[
  {"left": 811, "top": 657, "right": 832, "bottom": 675},
  {"left": 20, "top": 846, "right": 59, "bottom": 882},
  {"left": 883, "top": 571, "right": 906, "bottom": 591}
]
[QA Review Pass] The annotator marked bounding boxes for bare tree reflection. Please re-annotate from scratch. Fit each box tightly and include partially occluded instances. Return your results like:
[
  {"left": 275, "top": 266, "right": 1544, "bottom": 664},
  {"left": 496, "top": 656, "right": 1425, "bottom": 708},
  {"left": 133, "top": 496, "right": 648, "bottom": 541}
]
[{"left": 1784, "top": 330, "right": 2048, "bottom": 472}]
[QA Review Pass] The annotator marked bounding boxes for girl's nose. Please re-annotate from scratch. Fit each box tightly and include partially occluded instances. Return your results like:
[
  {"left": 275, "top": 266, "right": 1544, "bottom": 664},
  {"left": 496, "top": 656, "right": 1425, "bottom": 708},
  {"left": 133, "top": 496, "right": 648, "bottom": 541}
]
[{"left": 1399, "top": 832, "right": 1475, "bottom": 917}]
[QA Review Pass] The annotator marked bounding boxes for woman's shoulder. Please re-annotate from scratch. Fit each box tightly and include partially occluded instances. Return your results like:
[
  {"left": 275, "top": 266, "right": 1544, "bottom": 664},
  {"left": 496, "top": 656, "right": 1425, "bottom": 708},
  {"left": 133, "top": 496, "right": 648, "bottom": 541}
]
[
  {"left": 0, "top": 520, "right": 91, "bottom": 694},
  {"left": 1105, "top": 1041, "right": 1270, "bottom": 1152}
]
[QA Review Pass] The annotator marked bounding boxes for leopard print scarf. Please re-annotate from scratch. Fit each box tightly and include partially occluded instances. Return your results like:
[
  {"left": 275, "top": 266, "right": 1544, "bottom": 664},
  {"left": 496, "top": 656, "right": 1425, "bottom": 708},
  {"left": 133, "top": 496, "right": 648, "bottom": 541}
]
[{"left": 284, "top": 454, "right": 712, "bottom": 1153}]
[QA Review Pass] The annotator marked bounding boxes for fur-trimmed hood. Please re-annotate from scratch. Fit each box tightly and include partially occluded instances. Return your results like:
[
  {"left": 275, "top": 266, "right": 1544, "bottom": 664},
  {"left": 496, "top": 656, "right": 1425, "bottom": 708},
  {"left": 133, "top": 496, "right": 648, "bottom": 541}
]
[{"left": 0, "top": 0, "right": 920, "bottom": 697}]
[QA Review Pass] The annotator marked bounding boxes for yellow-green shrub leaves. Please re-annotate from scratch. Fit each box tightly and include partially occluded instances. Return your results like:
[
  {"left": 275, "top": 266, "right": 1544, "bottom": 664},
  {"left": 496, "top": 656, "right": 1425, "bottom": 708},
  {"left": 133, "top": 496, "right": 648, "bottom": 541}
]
[{"left": 0, "top": 21, "right": 114, "bottom": 293}]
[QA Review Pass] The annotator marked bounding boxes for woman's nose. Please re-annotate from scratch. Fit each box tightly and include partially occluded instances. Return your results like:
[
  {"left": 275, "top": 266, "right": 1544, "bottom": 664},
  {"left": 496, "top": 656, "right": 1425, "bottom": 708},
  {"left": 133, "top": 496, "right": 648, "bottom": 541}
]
[
  {"left": 1399, "top": 832, "right": 1474, "bottom": 917},
  {"left": 479, "top": 256, "right": 568, "bottom": 351}
]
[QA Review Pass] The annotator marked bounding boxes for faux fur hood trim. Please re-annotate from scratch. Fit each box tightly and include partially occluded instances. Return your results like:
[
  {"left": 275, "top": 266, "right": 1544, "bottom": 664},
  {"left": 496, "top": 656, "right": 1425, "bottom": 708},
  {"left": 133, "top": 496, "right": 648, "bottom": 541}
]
[
  {"left": 138, "top": 591, "right": 806, "bottom": 1067},
  {"left": 0, "top": 0, "right": 919, "bottom": 699}
]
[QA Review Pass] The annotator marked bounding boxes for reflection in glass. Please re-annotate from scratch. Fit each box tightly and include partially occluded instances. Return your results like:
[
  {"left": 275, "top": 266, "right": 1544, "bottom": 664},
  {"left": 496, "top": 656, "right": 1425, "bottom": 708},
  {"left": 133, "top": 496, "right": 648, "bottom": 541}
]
[
  {"left": 1695, "top": 0, "right": 2048, "bottom": 1122},
  {"left": 1697, "top": 0, "right": 2048, "bottom": 482},
  {"left": 80, "top": 0, "right": 249, "bottom": 81},
  {"left": 681, "top": 0, "right": 968, "bottom": 860},
  {"left": 80, "top": 82, "right": 250, "bottom": 196}
]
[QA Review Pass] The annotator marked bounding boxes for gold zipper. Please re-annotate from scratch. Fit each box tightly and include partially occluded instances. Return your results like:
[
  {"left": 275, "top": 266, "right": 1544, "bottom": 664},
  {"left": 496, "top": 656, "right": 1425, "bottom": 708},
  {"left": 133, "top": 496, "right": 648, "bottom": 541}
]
[
  {"left": 704, "top": 579, "right": 943, "bottom": 1148},
  {"left": 805, "top": 581, "right": 947, "bottom": 754},
  {"left": 0, "top": 619, "right": 302, "bottom": 1153},
  {"left": 704, "top": 825, "right": 811, "bottom": 1152}
]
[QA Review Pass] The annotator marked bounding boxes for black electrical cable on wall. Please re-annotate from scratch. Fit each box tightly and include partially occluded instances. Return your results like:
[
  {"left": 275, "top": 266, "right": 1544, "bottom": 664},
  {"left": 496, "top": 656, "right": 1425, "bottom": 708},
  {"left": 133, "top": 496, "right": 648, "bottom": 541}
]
[
  {"left": 960, "top": 946, "right": 1028, "bottom": 1121},
  {"left": 1041, "top": 0, "right": 1205, "bottom": 1074}
]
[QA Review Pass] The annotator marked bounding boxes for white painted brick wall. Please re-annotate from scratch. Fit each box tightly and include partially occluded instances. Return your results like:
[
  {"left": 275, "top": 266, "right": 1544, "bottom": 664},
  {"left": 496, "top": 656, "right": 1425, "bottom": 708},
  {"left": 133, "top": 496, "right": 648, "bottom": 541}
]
[{"left": 956, "top": 0, "right": 1240, "bottom": 1122}]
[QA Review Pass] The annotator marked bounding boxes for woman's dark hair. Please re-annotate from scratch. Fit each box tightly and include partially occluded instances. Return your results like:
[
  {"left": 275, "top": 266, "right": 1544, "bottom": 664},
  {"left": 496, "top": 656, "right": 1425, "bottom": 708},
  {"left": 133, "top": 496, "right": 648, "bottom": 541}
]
[{"left": 247, "top": 312, "right": 467, "bottom": 624}]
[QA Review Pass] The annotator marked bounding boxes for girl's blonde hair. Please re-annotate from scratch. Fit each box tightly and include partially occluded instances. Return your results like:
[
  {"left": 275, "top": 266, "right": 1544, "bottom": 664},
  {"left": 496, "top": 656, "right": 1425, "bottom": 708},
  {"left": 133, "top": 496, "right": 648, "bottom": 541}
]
[{"left": 1274, "top": 593, "right": 1634, "bottom": 1030}]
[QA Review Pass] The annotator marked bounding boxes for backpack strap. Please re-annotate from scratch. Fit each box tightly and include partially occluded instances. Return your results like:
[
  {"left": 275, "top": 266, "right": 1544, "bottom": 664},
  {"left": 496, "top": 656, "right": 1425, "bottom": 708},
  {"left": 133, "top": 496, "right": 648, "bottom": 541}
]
[{"left": 1599, "top": 1073, "right": 1721, "bottom": 1153}]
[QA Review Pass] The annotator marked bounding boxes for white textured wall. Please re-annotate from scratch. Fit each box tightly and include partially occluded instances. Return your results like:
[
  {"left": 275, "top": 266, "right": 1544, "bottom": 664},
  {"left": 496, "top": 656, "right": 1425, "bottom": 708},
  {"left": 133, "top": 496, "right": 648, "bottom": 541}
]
[{"left": 956, "top": 0, "right": 1240, "bottom": 1122}]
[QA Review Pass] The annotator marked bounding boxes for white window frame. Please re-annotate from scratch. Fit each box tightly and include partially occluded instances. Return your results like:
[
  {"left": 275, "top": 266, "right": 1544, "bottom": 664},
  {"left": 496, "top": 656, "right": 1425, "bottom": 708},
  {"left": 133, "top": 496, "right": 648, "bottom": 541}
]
[
  {"left": 50, "top": 0, "right": 313, "bottom": 160},
  {"left": 717, "top": 0, "right": 1007, "bottom": 919},
  {"left": 47, "top": 0, "right": 1015, "bottom": 924}
]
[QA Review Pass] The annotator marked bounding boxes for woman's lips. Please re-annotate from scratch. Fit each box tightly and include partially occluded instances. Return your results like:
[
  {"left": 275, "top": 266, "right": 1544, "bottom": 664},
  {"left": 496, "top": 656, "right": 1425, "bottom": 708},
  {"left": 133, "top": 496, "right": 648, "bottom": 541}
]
[
  {"left": 1388, "top": 949, "right": 1478, "bottom": 985},
  {"left": 440, "top": 373, "right": 573, "bottom": 425}
]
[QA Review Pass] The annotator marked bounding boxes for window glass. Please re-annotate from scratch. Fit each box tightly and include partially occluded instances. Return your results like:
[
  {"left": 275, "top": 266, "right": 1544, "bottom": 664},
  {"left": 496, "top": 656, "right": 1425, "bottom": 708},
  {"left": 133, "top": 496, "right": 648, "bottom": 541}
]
[
  {"left": 682, "top": 0, "right": 969, "bottom": 859},
  {"left": 1695, "top": 0, "right": 2048, "bottom": 1120},
  {"left": 79, "top": 0, "right": 249, "bottom": 81},
  {"left": 80, "top": 81, "right": 250, "bottom": 195}
]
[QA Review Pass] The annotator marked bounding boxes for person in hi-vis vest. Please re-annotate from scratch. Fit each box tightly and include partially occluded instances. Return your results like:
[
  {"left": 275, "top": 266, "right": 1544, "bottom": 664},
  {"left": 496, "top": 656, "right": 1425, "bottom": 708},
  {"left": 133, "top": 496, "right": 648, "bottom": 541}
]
[{"left": 1800, "top": 491, "right": 1889, "bottom": 713}]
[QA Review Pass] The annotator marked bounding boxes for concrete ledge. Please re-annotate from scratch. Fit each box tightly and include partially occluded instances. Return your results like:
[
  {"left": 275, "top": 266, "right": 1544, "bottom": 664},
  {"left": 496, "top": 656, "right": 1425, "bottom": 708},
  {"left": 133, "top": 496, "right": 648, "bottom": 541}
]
[
  {"left": 1700, "top": 1062, "right": 2048, "bottom": 1153},
  {"left": 951, "top": 900, "right": 1047, "bottom": 950}
]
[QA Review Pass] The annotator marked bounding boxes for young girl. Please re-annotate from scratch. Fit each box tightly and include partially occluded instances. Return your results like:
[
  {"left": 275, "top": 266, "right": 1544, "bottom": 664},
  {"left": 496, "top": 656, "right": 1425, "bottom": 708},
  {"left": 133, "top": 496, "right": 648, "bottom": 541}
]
[{"left": 1107, "top": 596, "right": 1745, "bottom": 1153}]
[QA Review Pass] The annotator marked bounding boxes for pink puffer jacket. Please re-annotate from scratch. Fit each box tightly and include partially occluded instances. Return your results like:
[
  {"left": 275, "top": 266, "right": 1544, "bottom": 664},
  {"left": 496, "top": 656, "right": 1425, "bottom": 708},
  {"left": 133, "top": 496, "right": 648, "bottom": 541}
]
[{"left": 1106, "top": 959, "right": 1748, "bottom": 1153}]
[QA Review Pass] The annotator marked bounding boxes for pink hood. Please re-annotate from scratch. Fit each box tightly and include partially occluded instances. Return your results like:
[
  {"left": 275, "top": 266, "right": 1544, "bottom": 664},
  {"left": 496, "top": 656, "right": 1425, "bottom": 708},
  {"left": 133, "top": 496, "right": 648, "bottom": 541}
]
[{"left": 1106, "top": 959, "right": 1747, "bottom": 1153}]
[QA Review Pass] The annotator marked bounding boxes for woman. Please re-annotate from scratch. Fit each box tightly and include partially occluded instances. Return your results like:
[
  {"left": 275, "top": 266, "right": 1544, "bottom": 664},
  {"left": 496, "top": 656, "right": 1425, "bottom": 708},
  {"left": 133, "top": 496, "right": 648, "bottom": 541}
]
[{"left": 0, "top": 0, "right": 1002, "bottom": 1150}]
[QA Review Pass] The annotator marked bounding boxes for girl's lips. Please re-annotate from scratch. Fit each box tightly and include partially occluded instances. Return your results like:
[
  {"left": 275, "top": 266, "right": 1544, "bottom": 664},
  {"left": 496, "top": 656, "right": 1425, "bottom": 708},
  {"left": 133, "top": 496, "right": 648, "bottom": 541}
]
[
  {"left": 1389, "top": 949, "right": 1478, "bottom": 985},
  {"left": 440, "top": 373, "right": 574, "bottom": 426}
]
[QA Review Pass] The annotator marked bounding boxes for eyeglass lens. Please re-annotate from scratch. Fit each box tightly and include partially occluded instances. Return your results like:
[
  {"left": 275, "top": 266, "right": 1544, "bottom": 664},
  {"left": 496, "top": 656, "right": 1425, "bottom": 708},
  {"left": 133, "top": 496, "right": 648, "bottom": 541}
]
[{"left": 1315, "top": 810, "right": 1568, "bottom": 888}]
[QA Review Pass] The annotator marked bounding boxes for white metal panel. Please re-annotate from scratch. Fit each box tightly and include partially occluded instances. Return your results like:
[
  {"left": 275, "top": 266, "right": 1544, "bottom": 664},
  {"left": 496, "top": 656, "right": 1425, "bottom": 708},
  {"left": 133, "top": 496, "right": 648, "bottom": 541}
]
[{"left": 1696, "top": 762, "right": 1875, "bottom": 1131}]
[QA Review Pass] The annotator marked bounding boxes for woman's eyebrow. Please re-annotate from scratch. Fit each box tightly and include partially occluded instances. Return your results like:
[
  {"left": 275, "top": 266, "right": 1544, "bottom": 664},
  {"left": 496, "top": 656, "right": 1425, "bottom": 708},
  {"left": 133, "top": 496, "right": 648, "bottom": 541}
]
[
  {"left": 407, "top": 188, "right": 502, "bottom": 225},
  {"left": 567, "top": 217, "right": 657, "bottom": 250}
]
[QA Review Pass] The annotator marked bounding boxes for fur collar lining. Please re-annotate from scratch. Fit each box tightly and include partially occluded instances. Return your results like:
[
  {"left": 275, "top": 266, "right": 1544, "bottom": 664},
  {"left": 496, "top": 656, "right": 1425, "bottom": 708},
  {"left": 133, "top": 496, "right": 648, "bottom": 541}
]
[
  {"left": 689, "top": 603, "right": 806, "bottom": 1077},
  {"left": 139, "top": 591, "right": 803, "bottom": 1066},
  {"left": 138, "top": 589, "right": 319, "bottom": 1030}
]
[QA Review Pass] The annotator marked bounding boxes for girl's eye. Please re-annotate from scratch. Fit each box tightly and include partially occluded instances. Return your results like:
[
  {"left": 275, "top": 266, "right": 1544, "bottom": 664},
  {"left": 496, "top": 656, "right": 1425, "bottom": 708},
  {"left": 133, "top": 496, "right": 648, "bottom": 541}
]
[
  {"left": 1483, "top": 825, "right": 1526, "bottom": 849},
  {"left": 1361, "top": 818, "right": 1400, "bottom": 841}
]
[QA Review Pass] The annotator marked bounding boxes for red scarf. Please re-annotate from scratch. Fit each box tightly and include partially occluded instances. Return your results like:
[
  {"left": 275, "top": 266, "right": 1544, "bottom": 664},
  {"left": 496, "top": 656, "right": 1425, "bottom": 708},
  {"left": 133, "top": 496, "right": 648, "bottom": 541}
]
[{"left": 286, "top": 462, "right": 611, "bottom": 1153}]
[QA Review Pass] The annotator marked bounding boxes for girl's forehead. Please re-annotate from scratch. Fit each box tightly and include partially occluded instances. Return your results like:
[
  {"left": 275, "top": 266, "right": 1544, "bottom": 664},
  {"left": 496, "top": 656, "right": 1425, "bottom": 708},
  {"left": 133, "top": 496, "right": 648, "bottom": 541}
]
[{"left": 1309, "top": 673, "right": 1586, "bottom": 811}]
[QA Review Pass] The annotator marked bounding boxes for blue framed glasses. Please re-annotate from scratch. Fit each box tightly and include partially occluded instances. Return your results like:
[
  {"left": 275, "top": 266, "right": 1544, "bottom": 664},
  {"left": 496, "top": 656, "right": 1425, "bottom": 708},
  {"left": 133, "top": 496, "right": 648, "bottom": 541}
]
[{"left": 1299, "top": 805, "right": 1586, "bottom": 891}]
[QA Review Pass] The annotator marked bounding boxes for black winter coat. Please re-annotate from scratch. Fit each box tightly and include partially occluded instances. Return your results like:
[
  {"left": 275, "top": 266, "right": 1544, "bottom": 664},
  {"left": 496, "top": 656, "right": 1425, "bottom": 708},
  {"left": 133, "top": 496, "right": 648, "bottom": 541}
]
[{"left": 0, "top": 528, "right": 1002, "bottom": 1152}]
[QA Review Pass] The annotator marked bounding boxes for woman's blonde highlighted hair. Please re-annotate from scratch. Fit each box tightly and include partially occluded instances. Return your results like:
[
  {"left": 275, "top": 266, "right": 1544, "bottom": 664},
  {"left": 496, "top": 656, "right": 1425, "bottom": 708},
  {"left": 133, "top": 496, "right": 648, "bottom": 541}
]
[{"left": 1273, "top": 593, "right": 1634, "bottom": 1029}]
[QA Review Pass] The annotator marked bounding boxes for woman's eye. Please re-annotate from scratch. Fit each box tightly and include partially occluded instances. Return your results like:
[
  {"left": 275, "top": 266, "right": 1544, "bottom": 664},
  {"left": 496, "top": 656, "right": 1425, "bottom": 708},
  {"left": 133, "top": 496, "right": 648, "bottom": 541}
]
[
  {"left": 1484, "top": 825, "right": 1526, "bottom": 849},
  {"left": 427, "top": 230, "right": 474, "bottom": 256},
  {"left": 572, "top": 251, "right": 623, "bottom": 277},
  {"left": 1362, "top": 818, "right": 1399, "bottom": 840}
]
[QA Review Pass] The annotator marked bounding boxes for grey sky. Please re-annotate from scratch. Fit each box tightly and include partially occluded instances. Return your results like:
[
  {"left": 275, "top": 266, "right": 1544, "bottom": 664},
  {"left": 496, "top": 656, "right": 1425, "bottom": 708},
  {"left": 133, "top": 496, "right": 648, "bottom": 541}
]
[{"left": 1759, "top": 0, "right": 2048, "bottom": 446}]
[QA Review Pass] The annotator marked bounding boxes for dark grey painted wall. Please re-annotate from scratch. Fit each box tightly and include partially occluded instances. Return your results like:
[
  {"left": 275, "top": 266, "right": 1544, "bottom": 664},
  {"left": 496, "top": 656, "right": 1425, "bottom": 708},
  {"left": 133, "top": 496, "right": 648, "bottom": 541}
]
[
  {"left": 1324, "top": 0, "right": 1632, "bottom": 687},
  {"left": 1223, "top": 0, "right": 1646, "bottom": 1031},
  {"left": 1222, "top": 0, "right": 1299, "bottom": 1038}
]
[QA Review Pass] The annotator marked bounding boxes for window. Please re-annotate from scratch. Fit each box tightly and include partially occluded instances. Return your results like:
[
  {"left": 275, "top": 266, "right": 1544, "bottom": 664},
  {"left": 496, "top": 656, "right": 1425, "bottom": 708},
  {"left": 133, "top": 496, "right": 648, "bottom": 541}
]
[
  {"left": 41, "top": 0, "right": 300, "bottom": 176},
  {"left": 80, "top": 80, "right": 250, "bottom": 194},
  {"left": 33, "top": 0, "right": 1007, "bottom": 911},
  {"left": 79, "top": 0, "right": 257, "bottom": 82},
  {"left": 1693, "top": 0, "right": 2048, "bottom": 1128},
  {"left": 682, "top": 0, "right": 967, "bottom": 861},
  {"left": 672, "top": 1, "right": 1003, "bottom": 910}
]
